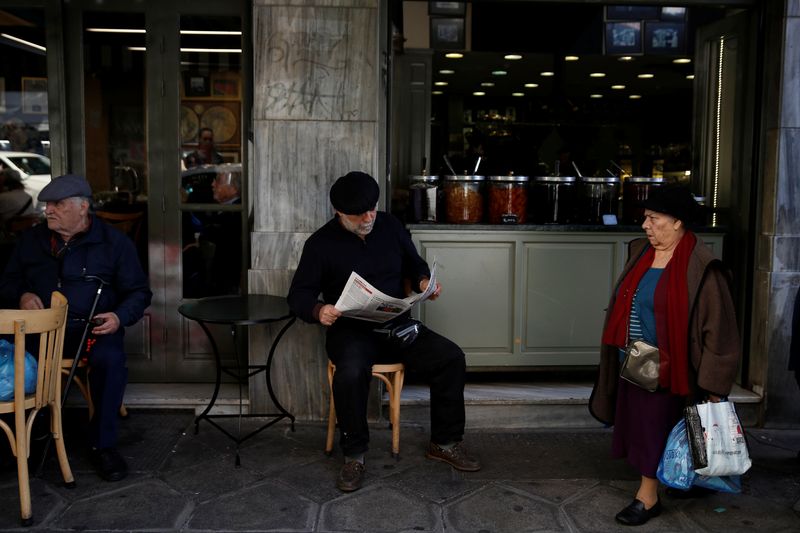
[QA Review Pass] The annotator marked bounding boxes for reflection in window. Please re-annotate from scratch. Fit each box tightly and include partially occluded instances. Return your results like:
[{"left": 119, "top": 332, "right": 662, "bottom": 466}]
[
  {"left": 182, "top": 164, "right": 243, "bottom": 297},
  {"left": 0, "top": 7, "right": 49, "bottom": 236}
]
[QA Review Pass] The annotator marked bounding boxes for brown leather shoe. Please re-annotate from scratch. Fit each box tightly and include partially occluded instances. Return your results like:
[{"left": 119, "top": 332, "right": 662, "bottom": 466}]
[
  {"left": 426, "top": 441, "right": 481, "bottom": 471},
  {"left": 336, "top": 460, "right": 365, "bottom": 492}
]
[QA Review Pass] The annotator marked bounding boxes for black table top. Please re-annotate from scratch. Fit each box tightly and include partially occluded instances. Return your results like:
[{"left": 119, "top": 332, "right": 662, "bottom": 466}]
[{"left": 178, "top": 294, "right": 293, "bottom": 326}]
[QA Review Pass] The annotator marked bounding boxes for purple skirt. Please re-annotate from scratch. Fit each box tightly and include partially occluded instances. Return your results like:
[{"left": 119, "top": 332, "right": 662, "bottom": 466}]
[{"left": 611, "top": 377, "right": 685, "bottom": 478}]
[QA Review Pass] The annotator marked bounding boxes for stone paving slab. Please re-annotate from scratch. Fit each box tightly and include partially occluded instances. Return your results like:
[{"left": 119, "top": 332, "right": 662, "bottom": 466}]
[{"left": 0, "top": 409, "right": 798, "bottom": 532}]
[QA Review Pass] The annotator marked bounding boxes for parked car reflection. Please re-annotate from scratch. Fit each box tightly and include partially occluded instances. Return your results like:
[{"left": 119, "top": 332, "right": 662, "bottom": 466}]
[{"left": 0, "top": 151, "right": 51, "bottom": 212}]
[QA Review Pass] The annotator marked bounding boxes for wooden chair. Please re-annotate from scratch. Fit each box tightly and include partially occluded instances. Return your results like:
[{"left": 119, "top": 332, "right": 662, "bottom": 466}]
[
  {"left": 0, "top": 292, "right": 74, "bottom": 526},
  {"left": 325, "top": 360, "right": 405, "bottom": 458}
]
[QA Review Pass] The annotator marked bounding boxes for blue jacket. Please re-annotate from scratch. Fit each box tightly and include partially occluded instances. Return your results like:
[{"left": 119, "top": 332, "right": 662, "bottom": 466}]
[{"left": 0, "top": 215, "right": 151, "bottom": 328}]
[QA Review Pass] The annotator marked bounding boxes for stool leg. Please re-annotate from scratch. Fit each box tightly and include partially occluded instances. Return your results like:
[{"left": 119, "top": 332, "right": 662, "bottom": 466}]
[
  {"left": 390, "top": 370, "right": 402, "bottom": 458},
  {"left": 325, "top": 364, "right": 336, "bottom": 456}
]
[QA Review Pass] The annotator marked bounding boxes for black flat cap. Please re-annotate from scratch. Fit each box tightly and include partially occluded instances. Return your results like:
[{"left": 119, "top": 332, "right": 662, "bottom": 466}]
[
  {"left": 642, "top": 184, "right": 699, "bottom": 224},
  {"left": 330, "top": 171, "right": 379, "bottom": 214},
  {"left": 38, "top": 174, "right": 93, "bottom": 202}
]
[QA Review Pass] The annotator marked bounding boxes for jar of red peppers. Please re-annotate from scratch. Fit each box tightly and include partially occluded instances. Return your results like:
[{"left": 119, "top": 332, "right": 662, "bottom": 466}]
[
  {"left": 443, "top": 175, "right": 485, "bottom": 223},
  {"left": 488, "top": 175, "right": 529, "bottom": 224}
]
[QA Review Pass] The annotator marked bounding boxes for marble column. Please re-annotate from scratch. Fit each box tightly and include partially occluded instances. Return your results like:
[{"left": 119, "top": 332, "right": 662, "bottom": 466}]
[
  {"left": 248, "top": 0, "right": 381, "bottom": 417},
  {"left": 753, "top": 0, "right": 800, "bottom": 424}
]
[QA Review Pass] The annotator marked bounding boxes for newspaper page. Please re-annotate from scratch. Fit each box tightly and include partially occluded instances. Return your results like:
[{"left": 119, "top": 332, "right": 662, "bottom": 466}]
[{"left": 334, "top": 262, "right": 438, "bottom": 322}]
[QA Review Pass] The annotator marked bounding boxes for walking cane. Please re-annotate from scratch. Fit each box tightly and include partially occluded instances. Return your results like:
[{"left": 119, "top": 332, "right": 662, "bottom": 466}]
[{"left": 35, "top": 275, "right": 109, "bottom": 477}]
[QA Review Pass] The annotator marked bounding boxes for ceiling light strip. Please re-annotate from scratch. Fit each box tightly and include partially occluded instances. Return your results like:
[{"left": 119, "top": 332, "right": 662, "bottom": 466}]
[
  {"left": 0, "top": 33, "right": 46, "bottom": 52},
  {"left": 712, "top": 36, "right": 725, "bottom": 225}
]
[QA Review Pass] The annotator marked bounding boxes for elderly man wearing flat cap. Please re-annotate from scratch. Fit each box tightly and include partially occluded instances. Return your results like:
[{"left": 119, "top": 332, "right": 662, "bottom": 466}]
[
  {"left": 288, "top": 171, "right": 480, "bottom": 492},
  {"left": 0, "top": 174, "right": 151, "bottom": 482}
]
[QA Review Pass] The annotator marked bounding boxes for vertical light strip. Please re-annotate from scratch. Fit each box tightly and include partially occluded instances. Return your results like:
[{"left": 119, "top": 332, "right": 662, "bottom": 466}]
[{"left": 712, "top": 36, "right": 725, "bottom": 226}]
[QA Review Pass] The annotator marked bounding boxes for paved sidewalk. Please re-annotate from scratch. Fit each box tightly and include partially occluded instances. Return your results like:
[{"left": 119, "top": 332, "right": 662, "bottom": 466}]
[{"left": 1, "top": 409, "right": 799, "bottom": 532}]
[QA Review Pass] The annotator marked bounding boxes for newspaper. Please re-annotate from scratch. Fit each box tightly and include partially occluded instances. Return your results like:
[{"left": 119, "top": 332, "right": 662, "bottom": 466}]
[{"left": 334, "top": 262, "right": 438, "bottom": 322}]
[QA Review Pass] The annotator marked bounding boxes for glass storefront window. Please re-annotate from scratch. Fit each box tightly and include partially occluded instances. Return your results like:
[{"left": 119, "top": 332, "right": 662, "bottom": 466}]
[
  {"left": 179, "top": 15, "right": 244, "bottom": 298},
  {"left": 82, "top": 12, "right": 148, "bottom": 271},
  {"left": 0, "top": 6, "right": 49, "bottom": 235}
]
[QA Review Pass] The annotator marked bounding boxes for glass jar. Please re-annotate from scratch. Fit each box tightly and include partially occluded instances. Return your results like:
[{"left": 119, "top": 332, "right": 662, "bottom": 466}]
[
  {"left": 408, "top": 175, "right": 441, "bottom": 223},
  {"left": 531, "top": 176, "right": 577, "bottom": 224},
  {"left": 622, "top": 177, "right": 665, "bottom": 225},
  {"left": 443, "top": 175, "right": 485, "bottom": 224},
  {"left": 488, "top": 175, "right": 529, "bottom": 224},
  {"left": 579, "top": 176, "right": 620, "bottom": 224}
]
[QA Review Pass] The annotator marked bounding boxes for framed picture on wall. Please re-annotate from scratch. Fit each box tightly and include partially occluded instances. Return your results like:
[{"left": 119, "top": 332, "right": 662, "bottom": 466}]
[
  {"left": 604, "top": 21, "right": 642, "bottom": 55},
  {"left": 430, "top": 17, "right": 465, "bottom": 50},
  {"left": 429, "top": 2, "right": 466, "bottom": 16},
  {"left": 210, "top": 72, "right": 240, "bottom": 100},
  {"left": 645, "top": 21, "right": 686, "bottom": 55},
  {"left": 21, "top": 77, "right": 47, "bottom": 114},
  {"left": 605, "top": 5, "right": 659, "bottom": 21},
  {"left": 183, "top": 73, "right": 210, "bottom": 98}
]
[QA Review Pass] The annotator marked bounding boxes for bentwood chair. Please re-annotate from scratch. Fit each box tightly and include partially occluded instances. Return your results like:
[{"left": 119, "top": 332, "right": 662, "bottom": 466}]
[
  {"left": 0, "top": 291, "right": 74, "bottom": 526},
  {"left": 325, "top": 360, "right": 405, "bottom": 458}
]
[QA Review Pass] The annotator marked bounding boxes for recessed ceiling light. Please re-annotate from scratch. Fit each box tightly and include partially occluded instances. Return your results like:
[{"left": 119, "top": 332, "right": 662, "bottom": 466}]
[
  {"left": 618, "top": 56, "right": 634, "bottom": 62},
  {"left": 492, "top": 70, "right": 507, "bottom": 76},
  {"left": 445, "top": 52, "right": 463, "bottom": 59},
  {"left": 564, "top": 55, "right": 579, "bottom": 61},
  {"left": 590, "top": 94, "right": 603, "bottom": 99},
  {"left": 432, "top": 91, "right": 444, "bottom": 95},
  {"left": 524, "top": 83, "right": 539, "bottom": 88},
  {"left": 611, "top": 84, "right": 626, "bottom": 90},
  {"left": 629, "top": 94, "right": 642, "bottom": 99},
  {"left": 589, "top": 72, "right": 606, "bottom": 78},
  {"left": 504, "top": 54, "right": 522, "bottom": 60},
  {"left": 473, "top": 91, "right": 486, "bottom": 96},
  {"left": 439, "top": 69, "right": 455, "bottom": 75},
  {"left": 541, "top": 71, "right": 555, "bottom": 77},
  {"left": 673, "top": 58, "right": 692, "bottom": 64},
  {"left": 686, "top": 74, "right": 695, "bottom": 80},
  {"left": 638, "top": 73, "right": 655, "bottom": 79},
  {"left": 434, "top": 81, "right": 448, "bottom": 86},
  {"left": 512, "top": 92, "right": 525, "bottom": 97},
  {"left": 481, "top": 82, "right": 495, "bottom": 87}
]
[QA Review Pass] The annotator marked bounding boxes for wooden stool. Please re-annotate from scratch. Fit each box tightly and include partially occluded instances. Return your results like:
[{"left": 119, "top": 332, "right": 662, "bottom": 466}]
[{"left": 325, "top": 360, "right": 405, "bottom": 458}]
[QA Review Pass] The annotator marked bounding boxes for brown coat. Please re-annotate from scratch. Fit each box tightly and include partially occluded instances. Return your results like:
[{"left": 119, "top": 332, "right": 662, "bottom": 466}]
[{"left": 588, "top": 236, "right": 741, "bottom": 425}]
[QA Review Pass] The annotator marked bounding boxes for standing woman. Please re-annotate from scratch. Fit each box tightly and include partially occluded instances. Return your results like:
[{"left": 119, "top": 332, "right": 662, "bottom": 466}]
[{"left": 589, "top": 185, "right": 741, "bottom": 526}]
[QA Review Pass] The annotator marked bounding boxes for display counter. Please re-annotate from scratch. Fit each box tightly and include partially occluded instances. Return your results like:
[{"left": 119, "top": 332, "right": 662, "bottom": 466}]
[{"left": 409, "top": 225, "right": 725, "bottom": 369}]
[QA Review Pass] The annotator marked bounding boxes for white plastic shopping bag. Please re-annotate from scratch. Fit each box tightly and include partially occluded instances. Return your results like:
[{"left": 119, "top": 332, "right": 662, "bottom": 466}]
[{"left": 693, "top": 400, "right": 752, "bottom": 477}]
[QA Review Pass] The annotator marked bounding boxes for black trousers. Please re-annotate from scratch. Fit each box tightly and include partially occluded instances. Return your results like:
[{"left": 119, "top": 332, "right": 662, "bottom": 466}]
[{"left": 326, "top": 321, "right": 466, "bottom": 456}]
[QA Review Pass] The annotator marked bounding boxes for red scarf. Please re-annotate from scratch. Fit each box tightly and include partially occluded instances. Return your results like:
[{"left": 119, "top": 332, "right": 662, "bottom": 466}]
[{"left": 602, "top": 232, "right": 696, "bottom": 394}]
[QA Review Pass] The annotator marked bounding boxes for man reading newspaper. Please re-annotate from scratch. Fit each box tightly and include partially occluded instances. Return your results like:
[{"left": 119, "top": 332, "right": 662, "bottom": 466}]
[{"left": 287, "top": 171, "right": 481, "bottom": 493}]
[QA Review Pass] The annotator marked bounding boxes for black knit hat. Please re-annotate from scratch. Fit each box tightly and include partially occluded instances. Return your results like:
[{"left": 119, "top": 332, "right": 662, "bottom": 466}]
[
  {"left": 329, "top": 171, "right": 380, "bottom": 214},
  {"left": 642, "top": 184, "right": 699, "bottom": 224}
]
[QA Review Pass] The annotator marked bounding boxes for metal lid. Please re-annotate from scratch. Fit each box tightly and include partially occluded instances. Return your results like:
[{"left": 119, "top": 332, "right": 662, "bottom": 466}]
[
  {"left": 409, "top": 175, "right": 439, "bottom": 182},
  {"left": 625, "top": 176, "right": 665, "bottom": 183},
  {"left": 444, "top": 175, "right": 486, "bottom": 181},
  {"left": 580, "top": 176, "right": 620, "bottom": 183},
  {"left": 533, "top": 176, "right": 577, "bottom": 183},
  {"left": 488, "top": 175, "right": 529, "bottom": 182}
]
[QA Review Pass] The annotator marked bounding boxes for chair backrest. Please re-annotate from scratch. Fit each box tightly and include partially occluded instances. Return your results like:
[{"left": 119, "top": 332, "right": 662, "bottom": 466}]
[
  {"left": 0, "top": 292, "right": 68, "bottom": 408},
  {"left": 95, "top": 210, "right": 144, "bottom": 246}
]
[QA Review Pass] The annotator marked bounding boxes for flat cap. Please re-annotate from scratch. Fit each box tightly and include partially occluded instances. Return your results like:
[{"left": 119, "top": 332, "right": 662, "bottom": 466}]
[
  {"left": 38, "top": 174, "right": 93, "bottom": 202},
  {"left": 642, "top": 184, "right": 699, "bottom": 225},
  {"left": 330, "top": 171, "right": 380, "bottom": 215}
]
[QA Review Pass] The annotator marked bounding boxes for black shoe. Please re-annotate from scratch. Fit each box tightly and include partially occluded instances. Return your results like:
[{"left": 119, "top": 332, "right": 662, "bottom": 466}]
[
  {"left": 336, "top": 460, "right": 365, "bottom": 492},
  {"left": 426, "top": 441, "right": 481, "bottom": 471},
  {"left": 615, "top": 498, "right": 662, "bottom": 526},
  {"left": 91, "top": 448, "right": 128, "bottom": 482}
]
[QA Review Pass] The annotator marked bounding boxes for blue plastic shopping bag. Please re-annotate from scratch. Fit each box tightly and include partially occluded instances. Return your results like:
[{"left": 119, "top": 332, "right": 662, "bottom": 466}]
[
  {"left": 0, "top": 339, "right": 38, "bottom": 401},
  {"left": 657, "top": 418, "right": 696, "bottom": 490}
]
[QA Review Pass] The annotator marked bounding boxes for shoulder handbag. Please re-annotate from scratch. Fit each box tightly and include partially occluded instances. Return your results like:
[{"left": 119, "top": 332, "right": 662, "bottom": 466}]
[{"left": 620, "top": 339, "right": 660, "bottom": 392}]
